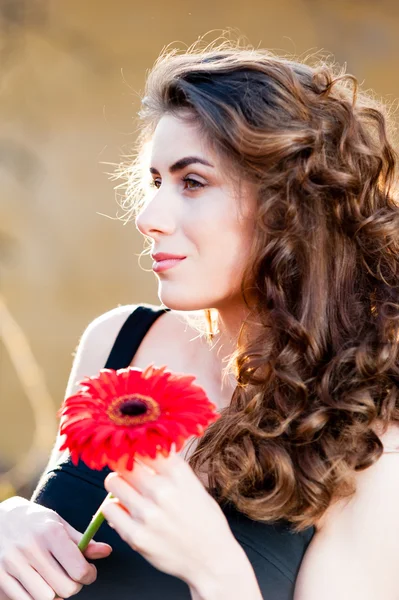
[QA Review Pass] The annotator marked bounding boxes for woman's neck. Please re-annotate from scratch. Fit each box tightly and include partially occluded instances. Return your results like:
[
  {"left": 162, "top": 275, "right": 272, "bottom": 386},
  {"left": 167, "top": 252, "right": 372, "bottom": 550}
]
[
  {"left": 206, "top": 302, "right": 252, "bottom": 396},
  {"left": 214, "top": 302, "right": 251, "bottom": 353}
]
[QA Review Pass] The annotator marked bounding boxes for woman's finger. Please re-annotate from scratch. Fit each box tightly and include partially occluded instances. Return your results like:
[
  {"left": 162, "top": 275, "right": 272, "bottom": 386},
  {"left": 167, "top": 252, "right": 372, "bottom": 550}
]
[
  {"left": 62, "top": 521, "right": 113, "bottom": 559},
  {"left": 26, "top": 546, "right": 84, "bottom": 599},
  {"left": 43, "top": 522, "right": 96, "bottom": 587},
  {"left": 49, "top": 534, "right": 97, "bottom": 586},
  {"left": 134, "top": 445, "right": 181, "bottom": 477},
  {"left": 6, "top": 558, "right": 56, "bottom": 600},
  {"left": 101, "top": 500, "right": 144, "bottom": 552},
  {"left": 118, "top": 460, "right": 159, "bottom": 498},
  {"left": 0, "top": 571, "right": 33, "bottom": 600},
  {"left": 104, "top": 474, "right": 148, "bottom": 521}
]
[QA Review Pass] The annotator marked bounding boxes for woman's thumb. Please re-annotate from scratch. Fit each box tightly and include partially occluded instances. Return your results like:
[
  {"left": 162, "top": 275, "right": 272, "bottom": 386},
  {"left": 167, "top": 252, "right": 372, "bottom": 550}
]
[
  {"left": 82, "top": 540, "right": 113, "bottom": 560},
  {"left": 62, "top": 520, "right": 113, "bottom": 558}
]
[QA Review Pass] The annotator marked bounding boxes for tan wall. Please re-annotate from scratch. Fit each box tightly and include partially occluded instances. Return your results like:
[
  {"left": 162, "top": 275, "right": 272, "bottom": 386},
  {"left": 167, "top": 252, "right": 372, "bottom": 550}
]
[{"left": 1, "top": 0, "right": 398, "bottom": 494}]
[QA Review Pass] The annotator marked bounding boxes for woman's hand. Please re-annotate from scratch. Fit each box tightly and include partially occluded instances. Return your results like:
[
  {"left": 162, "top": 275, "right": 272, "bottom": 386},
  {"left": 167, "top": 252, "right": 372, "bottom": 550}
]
[
  {"left": 0, "top": 496, "right": 112, "bottom": 600},
  {"left": 101, "top": 447, "right": 240, "bottom": 590}
]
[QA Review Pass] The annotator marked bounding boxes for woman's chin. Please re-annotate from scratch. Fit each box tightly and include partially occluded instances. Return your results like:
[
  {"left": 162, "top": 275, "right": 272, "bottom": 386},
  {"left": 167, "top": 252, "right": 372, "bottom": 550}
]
[{"left": 157, "top": 290, "right": 212, "bottom": 312}]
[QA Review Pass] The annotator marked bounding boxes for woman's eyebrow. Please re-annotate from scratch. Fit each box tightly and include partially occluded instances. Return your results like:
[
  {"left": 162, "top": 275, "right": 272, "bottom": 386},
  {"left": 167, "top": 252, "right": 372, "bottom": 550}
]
[{"left": 149, "top": 156, "right": 214, "bottom": 175}]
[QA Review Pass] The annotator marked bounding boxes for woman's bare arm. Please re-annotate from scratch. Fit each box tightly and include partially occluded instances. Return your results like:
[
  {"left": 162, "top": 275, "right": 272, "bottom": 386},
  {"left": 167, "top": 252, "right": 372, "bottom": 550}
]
[{"left": 294, "top": 428, "right": 399, "bottom": 600}]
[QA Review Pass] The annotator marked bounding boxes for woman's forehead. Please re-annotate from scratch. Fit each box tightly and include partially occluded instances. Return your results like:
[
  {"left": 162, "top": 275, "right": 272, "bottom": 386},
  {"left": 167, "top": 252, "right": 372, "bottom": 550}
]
[{"left": 149, "top": 115, "right": 218, "bottom": 170}]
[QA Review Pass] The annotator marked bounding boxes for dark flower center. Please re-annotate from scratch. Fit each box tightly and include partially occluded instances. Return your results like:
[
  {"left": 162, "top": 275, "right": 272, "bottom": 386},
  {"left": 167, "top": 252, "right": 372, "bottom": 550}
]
[
  {"left": 107, "top": 393, "right": 160, "bottom": 426},
  {"left": 119, "top": 398, "right": 148, "bottom": 417}
]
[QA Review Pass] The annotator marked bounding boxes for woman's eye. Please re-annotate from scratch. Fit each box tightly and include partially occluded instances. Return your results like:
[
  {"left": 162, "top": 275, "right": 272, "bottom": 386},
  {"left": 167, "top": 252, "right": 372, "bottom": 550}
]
[
  {"left": 183, "top": 177, "right": 204, "bottom": 191},
  {"left": 149, "top": 177, "right": 205, "bottom": 191}
]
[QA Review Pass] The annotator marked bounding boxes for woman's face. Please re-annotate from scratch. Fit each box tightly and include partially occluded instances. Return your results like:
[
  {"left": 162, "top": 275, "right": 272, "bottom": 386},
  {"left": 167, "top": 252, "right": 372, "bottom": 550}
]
[{"left": 135, "top": 113, "right": 257, "bottom": 311}]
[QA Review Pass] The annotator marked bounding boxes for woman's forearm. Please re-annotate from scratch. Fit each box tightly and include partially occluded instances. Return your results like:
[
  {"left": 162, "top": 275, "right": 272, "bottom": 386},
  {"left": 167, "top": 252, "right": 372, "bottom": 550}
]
[{"left": 188, "top": 543, "right": 263, "bottom": 600}]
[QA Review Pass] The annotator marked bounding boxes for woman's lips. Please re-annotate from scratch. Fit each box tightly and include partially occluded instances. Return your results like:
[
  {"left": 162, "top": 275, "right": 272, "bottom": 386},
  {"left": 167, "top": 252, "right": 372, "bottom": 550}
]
[{"left": 152, "top": 257, "right": 186, "bottom": 273}]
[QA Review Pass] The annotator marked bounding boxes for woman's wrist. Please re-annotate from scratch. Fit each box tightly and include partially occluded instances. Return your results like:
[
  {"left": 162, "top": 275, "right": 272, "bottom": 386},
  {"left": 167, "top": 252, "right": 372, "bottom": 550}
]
[{"left": 188, "top": 539, "right": 263, "bottom": 600}]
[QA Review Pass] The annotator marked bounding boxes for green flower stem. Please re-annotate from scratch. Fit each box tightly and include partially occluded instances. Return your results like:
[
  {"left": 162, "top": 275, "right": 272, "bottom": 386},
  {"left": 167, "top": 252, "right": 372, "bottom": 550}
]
[{"left": 78, "top": 492, "right": 114, "bottom": 552}]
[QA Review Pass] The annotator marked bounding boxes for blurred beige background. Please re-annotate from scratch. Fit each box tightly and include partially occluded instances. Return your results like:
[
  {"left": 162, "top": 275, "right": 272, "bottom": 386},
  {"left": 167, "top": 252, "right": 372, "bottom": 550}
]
[{"left": 1, "top": 0, "right": 399, "bottom": 497}]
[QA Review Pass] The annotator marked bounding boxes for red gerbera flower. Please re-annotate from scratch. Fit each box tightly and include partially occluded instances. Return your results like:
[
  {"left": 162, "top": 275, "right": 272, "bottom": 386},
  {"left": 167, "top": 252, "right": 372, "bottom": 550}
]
[{"left": 57, "top": 364, "right": 220, "bottom": 472}]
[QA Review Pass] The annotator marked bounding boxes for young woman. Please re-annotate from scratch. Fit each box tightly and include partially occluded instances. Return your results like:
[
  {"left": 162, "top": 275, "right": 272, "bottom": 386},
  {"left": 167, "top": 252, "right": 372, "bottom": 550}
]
[{"left": 1, "top": 39, "right": 399, "bottom": 600}]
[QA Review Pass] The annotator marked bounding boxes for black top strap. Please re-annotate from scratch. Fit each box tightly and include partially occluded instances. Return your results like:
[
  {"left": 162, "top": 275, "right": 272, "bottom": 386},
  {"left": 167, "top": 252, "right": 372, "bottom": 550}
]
[{"left": 104, "top": 304, "right": 170, "bottom": 370}]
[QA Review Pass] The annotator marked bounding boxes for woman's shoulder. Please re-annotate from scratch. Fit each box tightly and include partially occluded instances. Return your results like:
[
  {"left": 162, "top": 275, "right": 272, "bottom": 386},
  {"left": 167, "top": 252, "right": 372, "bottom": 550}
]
[
  {"left": 86, "top": 303, "right": 140, "bottom": 336},
  {"left": 86, "top": 303, "right": 201, "bottom": 367},
  {"left": 90, "top": 303, "right": 192, "bottom": 346}
]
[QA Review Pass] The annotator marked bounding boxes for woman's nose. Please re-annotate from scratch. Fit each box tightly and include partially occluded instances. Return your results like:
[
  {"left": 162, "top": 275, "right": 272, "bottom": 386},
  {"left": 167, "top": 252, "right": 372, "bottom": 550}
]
[{"left": 135, "top": 196, "right": 176, "bottom": 239}]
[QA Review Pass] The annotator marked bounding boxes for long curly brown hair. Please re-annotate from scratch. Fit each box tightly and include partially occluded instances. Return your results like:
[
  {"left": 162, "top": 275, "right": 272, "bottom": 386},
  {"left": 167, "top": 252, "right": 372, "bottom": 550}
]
[{"left": 116, "top": 37, "right": 399, "bottom": 531}]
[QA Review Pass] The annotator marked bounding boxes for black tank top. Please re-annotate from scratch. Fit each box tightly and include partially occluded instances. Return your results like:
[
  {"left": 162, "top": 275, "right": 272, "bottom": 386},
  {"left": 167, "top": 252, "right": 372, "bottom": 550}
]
[{"left": 32, "top": 305, "right": 315, "bottom": 600}]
